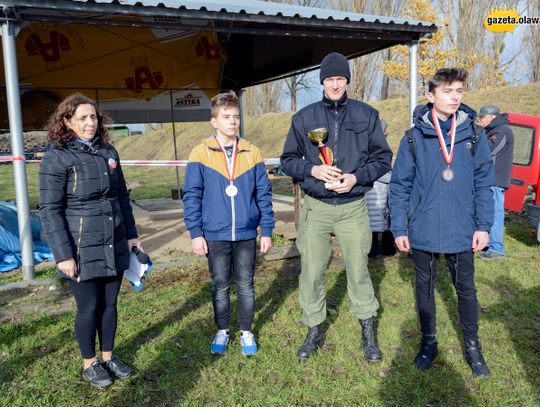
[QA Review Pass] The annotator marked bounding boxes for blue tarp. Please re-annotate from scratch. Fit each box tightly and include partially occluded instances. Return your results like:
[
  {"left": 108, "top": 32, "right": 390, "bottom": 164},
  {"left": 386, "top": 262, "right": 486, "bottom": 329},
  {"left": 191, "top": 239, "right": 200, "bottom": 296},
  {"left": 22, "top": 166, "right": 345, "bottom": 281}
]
[{"left": 0, "top": 201, "right": 54, "bottom": 272}]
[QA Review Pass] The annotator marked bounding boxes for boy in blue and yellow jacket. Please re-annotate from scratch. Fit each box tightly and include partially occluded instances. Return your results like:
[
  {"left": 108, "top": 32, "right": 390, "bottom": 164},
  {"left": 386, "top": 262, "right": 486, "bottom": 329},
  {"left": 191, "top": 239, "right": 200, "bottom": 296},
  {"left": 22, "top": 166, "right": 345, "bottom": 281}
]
[{"left": 183, "top": 91, "right": 274, "bottom": 357}]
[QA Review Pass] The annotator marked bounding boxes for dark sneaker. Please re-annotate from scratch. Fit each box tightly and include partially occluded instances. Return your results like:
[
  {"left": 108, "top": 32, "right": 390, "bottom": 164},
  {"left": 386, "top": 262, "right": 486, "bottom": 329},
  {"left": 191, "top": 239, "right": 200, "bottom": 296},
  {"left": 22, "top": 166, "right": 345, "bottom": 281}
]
[
  {"left": 414, "top": 336, "right": 438, "bottom": 371},
  {"left": 297, "top": 325, "right": 325, "bottom": 361},
  {"left": 359, "top": 317, "right": 383, "bottom": 362},
  {"left": 479, "top": 251, "right": 504, "bottom": 260},
  {"left": 464, "top": 339, "right": 490, "bottom": 379},
  {"left": 83, "top": 361, "right": 113, "bottom": 388},
  {"left": 104, "top": 356, "right": 133, "bottom": 380}
]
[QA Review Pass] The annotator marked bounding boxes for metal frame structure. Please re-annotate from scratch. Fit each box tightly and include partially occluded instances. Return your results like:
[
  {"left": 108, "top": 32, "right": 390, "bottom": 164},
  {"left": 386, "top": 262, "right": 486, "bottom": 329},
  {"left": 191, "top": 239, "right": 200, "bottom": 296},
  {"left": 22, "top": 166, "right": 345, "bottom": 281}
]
[{"left": 0, "top": 0, "right": 435, "bottom": 281}]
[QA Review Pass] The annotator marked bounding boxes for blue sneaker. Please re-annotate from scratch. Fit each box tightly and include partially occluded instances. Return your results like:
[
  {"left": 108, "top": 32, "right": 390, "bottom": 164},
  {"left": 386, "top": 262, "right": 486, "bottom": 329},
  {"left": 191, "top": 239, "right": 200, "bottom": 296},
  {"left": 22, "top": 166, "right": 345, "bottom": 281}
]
[
  {"left": 240, "top": 331, "right": 258, "bottom": 356},
  {"left": 210, "top": 330, "right": 229, "bottom": 355},
  {"left": 479, "top": 251, "right": 505, "bottom": 260}
]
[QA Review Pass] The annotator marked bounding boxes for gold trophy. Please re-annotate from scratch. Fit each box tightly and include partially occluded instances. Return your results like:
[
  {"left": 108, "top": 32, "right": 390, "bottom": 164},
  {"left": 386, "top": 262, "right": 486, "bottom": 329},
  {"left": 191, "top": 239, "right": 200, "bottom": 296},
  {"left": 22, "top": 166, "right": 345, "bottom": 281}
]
[
  {"left": 307, "top": 127, "right": 333, "bottom": 165},
  {"left": 307, "top": 127, "right": 340, "bottom": 188}
]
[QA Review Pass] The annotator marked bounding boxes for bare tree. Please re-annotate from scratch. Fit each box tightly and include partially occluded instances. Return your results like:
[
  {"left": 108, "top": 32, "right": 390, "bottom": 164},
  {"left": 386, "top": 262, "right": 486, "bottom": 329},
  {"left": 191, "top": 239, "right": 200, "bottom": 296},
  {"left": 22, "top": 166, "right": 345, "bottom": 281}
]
[
  {"left": 525, "top": 0, "right": 540, "bottom": 82},
  {"left": 284, "top": 73, "right": 312, "bottom": 111},
  {"left": 242, "top": 0, "right": 323, "bottom": 114},
  {"left": 439, "top": 0, "right": 520, "bottom": 89},
  {"left": 376, "top": 0, "right": 403, "bottom": 100},
  {"left": 242, "top": 81, "right": 285, "bottom": 116},
  {"left": 330, "top": 0, "right": 403, "bottom": 100},
  {"left": 330, "top": 0, "right": 371, "bottom": 100},
  {"left": 278, "top": 0, "right": 322, "bottom": 111}
]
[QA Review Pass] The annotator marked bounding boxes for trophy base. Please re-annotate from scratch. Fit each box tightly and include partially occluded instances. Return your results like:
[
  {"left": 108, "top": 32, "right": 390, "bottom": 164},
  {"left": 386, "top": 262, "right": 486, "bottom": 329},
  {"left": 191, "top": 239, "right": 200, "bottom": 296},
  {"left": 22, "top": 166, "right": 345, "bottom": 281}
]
[{"left": 324, "top": 180, "right": 342, "bottom": 189}]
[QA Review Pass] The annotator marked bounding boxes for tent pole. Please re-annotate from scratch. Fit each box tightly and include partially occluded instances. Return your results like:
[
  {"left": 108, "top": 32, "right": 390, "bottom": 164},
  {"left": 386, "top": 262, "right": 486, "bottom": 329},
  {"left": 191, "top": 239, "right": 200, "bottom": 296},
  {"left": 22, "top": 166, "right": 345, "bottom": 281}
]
[
  {"left": 169, "top": 91, "right": 181, "bottom": 199},
  {"left": 409, "top": 41, "right": 418, "bottom": 127},
  {"left": 1, "top": 16, "right": 35, "bottom": 280},
  {"left": 236, "top": 89, "right": 245, "bottom": 138}
]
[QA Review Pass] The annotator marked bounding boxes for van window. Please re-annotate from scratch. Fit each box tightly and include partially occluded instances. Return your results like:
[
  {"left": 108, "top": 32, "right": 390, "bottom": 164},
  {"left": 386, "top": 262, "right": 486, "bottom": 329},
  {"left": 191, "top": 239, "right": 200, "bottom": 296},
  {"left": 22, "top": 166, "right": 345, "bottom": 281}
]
[{"left": 509, "top": 124, "right": 534, "bottom": 166}]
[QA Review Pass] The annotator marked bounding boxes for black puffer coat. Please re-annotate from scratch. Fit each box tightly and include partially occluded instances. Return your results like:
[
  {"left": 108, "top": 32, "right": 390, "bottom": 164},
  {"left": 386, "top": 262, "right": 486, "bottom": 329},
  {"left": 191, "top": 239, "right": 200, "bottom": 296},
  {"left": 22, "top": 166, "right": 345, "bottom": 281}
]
[{"left": 39, "top": 137, "right": 138, "bottom": 281}]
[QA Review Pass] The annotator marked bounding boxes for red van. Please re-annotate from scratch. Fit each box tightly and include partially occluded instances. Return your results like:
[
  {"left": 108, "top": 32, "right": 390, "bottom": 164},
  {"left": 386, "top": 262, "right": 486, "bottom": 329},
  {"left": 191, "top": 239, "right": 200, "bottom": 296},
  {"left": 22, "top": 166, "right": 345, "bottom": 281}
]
[{"left": 505, "top": 112, "right": 540, "bottom": 241}]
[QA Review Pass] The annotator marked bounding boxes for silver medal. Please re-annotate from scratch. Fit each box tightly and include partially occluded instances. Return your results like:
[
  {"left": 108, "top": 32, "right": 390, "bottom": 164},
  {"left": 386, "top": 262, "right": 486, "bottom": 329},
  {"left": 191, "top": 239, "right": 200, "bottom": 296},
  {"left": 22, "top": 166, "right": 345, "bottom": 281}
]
[{"left": 225, "top": 184, "right": 238, "bottom": 197}]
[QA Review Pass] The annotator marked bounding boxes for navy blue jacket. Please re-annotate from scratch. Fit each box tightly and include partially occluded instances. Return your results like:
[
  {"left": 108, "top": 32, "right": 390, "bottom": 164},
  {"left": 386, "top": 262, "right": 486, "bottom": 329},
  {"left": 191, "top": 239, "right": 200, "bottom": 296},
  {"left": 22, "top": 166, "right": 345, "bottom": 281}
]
[
  {"left": 389, "top": 104, "right": 494, "bottom": 253},
  {"left": 484, "top": 113, "right": 514, "bottom": 189},
  {"left": 280, "top": 93, "right": 392, "bottom": 204}
]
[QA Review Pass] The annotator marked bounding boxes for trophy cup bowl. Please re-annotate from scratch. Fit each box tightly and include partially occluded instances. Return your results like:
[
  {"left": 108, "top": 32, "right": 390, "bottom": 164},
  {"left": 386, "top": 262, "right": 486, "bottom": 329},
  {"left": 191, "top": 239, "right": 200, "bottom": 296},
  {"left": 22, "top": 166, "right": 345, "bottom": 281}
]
[
  {"left": 307, "top": 127, "right": 328, "bottom": 144},
  {"left": 307, "top": 127, "right": 339, "bottom": 189},
  {"left": 307, "top": 127, "right": 333, "bottom": 166}
]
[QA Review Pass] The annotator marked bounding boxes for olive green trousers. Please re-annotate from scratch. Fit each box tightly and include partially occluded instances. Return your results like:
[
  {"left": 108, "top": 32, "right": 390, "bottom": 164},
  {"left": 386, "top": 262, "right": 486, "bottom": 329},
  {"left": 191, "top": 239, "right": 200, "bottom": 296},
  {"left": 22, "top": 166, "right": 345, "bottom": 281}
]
[{"left": 296, "top": 195, "right": 379, "bottom": 327}]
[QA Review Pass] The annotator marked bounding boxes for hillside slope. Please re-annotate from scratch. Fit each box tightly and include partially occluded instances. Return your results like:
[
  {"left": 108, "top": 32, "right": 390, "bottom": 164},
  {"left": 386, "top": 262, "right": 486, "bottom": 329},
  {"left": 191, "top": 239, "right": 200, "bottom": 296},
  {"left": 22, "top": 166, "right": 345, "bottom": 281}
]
[{"left": 115, "top": 81, "right": 540, "bottom": 159}]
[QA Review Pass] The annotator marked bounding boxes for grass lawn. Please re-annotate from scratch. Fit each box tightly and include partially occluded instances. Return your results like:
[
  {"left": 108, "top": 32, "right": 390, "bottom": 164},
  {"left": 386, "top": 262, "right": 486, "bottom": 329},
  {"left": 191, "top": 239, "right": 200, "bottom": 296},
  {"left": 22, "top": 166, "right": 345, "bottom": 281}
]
[{"left": 1, "top": 216, "right": 538, "bottom": 406}]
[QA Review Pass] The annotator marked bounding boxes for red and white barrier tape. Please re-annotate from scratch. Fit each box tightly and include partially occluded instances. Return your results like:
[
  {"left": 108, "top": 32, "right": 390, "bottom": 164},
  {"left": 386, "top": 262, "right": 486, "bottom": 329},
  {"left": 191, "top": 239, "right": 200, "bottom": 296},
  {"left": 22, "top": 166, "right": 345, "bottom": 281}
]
[
  {"left": 0, "top": 156, "right": 281, "bottom": 166},
  {"left": 0, "top": 156, "right": 41, "bottom": 163},
  {"left": 121, "top": 160, "right": 189, "bottom": 167}
]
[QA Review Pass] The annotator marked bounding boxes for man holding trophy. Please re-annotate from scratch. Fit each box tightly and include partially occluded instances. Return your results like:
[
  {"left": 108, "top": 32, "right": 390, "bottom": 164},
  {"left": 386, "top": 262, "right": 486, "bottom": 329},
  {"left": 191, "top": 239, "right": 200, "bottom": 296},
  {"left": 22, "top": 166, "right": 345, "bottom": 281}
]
[{"left": 280, "top": 52, "right": 392, "bottom": 361}]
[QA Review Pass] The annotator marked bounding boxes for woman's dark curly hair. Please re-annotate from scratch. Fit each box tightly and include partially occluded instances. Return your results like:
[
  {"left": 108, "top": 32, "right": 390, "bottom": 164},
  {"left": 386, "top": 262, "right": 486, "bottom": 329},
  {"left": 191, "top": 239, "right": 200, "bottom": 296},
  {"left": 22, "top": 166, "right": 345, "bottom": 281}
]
[{"left": 47, "top": 93, "right": 111, "bottom": 147}]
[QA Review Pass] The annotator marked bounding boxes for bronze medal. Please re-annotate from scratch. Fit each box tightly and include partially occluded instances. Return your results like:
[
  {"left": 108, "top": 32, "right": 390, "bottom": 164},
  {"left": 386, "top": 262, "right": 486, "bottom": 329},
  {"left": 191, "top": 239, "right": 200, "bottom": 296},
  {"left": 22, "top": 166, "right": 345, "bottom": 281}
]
[
  {"left": 442, "top": 167, "right": 454, "bottom": 182},
  {"left": 432, "top": 108, "right": 457, "bottom": 183}
]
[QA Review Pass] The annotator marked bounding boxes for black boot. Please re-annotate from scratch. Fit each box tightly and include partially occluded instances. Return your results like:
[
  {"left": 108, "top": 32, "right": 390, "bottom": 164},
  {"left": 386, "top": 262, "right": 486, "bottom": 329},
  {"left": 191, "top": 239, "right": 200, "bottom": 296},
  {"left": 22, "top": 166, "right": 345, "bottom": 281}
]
[
  {"left": 414, "top": 335, "right": 438, "bottom": 371},
  {"left": 464, "top": 339, "right": 490, "bottom": 379},
  {"left": 381, "top": 230, "right": 397, "bottom": 256},
  {"left": 297, "top": 325, "right": 325, "bottom": 361},
  {"left": 359, "top": 317, "right": 382, "bottom": 362},
  {"left": 368, "top": 233, "right": 383, "bottom": 259}
]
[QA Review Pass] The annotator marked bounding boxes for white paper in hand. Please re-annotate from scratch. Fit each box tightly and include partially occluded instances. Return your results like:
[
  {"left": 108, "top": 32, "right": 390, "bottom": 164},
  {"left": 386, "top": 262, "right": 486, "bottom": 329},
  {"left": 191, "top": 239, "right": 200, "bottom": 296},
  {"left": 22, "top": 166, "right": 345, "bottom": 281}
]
[{"left": 124, "top": 251, "right": 152, "bottom": 292}]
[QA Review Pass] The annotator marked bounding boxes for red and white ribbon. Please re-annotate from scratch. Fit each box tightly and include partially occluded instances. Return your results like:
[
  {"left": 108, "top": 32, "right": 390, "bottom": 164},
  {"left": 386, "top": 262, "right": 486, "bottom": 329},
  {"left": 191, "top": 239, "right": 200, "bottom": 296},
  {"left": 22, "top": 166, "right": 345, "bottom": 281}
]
[
  {"left": 0, "top": 156, "right": 282, "bottom": 166},
  {"left": 432, "top": 107, "right": 456, "bottom": 165}
]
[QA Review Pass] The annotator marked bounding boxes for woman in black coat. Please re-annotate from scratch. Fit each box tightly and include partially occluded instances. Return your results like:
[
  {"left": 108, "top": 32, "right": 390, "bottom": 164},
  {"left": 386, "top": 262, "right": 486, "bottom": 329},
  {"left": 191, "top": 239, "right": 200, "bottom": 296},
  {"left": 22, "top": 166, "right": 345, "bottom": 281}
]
[{"left": 39, "top": 93, "right": 141, "bottom": 388}]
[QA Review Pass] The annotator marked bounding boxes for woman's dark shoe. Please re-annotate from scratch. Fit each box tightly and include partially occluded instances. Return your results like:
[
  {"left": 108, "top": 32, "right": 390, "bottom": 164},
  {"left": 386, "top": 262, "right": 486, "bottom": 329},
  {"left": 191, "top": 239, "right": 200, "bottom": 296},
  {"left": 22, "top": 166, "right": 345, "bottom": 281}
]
[
  {"left": 104, "top": 356, "right": 133, "bottom": 380},
  {"left": 82, "top": 361, "right": 113, "bottom": 388},
  {"left": 464, "top": 339, "right": 490, "bottom": 379},
  {"left": 414, "top": 336, "right": 438, "bottom": 371}
]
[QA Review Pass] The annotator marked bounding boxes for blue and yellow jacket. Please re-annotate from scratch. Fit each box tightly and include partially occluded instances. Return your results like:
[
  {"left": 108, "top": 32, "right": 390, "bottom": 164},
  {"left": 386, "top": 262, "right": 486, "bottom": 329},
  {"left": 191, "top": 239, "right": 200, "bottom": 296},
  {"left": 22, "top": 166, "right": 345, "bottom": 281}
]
[{"left": 183, "top": 136, "right": 275, "bottom": 241}]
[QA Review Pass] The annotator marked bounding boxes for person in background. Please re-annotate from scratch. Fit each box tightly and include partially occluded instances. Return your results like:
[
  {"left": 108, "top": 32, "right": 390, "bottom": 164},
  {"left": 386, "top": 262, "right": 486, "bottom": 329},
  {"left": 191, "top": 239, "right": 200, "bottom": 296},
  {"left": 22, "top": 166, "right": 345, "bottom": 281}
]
[
  {"left": 39, "top": 93, "right": 141, "bottom": 388},
  {"left": 280, "top": 51, "right": 392, "bottom": 362},
  {"left": 476, "top": 104, "right": 514, "bottom": 260},
  {"left": 365, "top": 119, "right": 396, "bottom": 259},
  {"left": 183, "top": 91, "right": 274, "bottom": 357},
  {"left": 390, "top": 68, "right": 494, "bottom": 379}
]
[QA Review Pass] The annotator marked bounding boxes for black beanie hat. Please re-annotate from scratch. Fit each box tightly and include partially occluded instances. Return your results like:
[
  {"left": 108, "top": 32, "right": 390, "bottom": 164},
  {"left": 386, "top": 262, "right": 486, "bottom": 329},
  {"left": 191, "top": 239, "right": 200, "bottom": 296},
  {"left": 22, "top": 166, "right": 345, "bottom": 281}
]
[{"left": 319, "top": 52, "right": 351, "bottom": 84}]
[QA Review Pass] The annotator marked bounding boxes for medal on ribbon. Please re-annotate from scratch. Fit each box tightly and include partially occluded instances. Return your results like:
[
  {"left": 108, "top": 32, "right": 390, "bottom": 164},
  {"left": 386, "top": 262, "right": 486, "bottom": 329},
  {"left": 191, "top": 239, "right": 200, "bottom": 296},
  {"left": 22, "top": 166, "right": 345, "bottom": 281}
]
[
  {"left": 432, "top": 108, "right": 456, "bottom": 182},
  {"left": 216, "top": 137, "right": 238, "bottom": 197}
]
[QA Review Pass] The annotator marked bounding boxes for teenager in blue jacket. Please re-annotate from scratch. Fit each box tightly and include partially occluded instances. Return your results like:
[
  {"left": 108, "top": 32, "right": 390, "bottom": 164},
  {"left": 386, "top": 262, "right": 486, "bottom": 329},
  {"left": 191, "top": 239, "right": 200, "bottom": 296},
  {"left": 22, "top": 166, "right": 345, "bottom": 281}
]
[
  {"left": 183, "top": 92, "right": 274, "bottom": 357},
  {"left": 390, "top": 68, "right": 494, "bottom": 379}
]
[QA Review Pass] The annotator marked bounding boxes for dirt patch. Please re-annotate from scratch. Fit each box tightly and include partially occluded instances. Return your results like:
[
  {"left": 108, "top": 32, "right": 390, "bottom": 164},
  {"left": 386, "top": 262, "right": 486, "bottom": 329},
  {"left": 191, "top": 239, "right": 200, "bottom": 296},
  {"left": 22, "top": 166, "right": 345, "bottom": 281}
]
[
  {"left": 0, "top": 278, "right": 74, "bottom": 323},
  {"left": 0, "top": 247, "right": 325, "bottom": 322}
]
